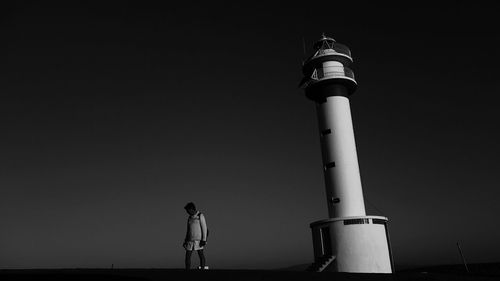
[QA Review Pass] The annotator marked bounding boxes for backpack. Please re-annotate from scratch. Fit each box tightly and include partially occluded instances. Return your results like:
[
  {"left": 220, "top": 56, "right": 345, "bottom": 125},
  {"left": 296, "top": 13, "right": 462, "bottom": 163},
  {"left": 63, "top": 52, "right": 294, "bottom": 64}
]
[{"left": 197, "top": 213, "right": 209, "bottom": 240}]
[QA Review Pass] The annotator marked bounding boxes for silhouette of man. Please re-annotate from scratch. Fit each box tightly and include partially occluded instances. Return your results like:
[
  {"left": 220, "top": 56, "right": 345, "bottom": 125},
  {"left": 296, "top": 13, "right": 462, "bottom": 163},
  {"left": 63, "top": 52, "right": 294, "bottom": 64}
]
[{"left": 183, "top": 202, "right": 208, "bottom": 269}]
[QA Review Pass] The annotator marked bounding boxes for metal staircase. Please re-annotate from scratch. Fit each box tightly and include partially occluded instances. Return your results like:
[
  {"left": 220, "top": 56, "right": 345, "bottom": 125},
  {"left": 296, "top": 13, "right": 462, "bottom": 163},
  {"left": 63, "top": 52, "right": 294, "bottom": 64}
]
[{"left": 306, "top": 255, "right": 336, "bottom": 272}]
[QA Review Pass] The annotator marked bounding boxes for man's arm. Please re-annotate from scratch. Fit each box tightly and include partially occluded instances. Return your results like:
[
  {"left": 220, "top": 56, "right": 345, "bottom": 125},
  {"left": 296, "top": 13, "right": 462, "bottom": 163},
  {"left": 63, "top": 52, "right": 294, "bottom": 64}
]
[
  {"left": 184, "top": 221, "right": 189, "bottom": 243},
  {"left": 200, "top": 214, "right": 207, "bottom": 241}
]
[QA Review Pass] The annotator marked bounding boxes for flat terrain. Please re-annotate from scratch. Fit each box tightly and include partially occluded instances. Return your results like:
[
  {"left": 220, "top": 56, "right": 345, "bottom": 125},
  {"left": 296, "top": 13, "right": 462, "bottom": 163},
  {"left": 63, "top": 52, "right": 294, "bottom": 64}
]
[{"left": 1, "top": 268, "right": 499, "bottom": 281}]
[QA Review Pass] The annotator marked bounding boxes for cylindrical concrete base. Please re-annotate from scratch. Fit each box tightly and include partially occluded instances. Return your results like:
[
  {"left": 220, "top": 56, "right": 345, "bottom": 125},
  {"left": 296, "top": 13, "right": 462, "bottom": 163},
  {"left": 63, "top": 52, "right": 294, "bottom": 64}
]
[{"left": 310, "top": 216, "right": 393, "bottom": 273}]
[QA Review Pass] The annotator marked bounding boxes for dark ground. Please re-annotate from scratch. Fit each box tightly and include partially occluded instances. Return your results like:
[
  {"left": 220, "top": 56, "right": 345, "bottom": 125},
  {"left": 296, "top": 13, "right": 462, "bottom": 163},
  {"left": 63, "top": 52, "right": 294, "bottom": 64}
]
[{"left": 1, "top": 264, "right": 500, "bottom": 281}]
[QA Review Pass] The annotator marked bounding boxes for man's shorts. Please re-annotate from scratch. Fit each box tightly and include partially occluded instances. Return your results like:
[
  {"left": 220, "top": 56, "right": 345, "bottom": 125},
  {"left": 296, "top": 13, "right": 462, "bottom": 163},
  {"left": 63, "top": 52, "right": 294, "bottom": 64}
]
[{"left": 184, "top": 240, "right": 204, "bottom": 251}]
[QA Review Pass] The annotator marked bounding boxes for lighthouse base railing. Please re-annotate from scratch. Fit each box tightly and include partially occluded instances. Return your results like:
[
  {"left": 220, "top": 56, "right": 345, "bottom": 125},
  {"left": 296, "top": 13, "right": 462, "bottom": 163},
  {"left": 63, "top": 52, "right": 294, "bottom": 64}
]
[{"left": 310, "top": 216, "right": 393, "bottom": 273}]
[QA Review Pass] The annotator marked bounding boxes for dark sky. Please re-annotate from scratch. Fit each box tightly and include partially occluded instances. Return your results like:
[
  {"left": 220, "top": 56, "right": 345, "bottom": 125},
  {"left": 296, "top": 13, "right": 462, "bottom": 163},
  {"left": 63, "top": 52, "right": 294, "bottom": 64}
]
[{"left": 1, "top": 1, "right": 499, "bottom": 270}]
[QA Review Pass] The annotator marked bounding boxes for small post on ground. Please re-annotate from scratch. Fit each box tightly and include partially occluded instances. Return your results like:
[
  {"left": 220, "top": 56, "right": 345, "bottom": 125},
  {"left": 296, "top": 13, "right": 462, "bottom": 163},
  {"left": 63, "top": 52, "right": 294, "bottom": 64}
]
[{"left": 456, "top": 242, "right": 470, "bottom": 273}]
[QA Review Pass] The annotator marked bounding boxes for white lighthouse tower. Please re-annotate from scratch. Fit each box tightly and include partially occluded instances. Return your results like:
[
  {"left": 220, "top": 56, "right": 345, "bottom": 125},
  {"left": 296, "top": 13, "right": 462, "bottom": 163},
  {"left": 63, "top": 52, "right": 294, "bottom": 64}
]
[{"left": 300, "top": 35, "right": 394, "bottom": 273}]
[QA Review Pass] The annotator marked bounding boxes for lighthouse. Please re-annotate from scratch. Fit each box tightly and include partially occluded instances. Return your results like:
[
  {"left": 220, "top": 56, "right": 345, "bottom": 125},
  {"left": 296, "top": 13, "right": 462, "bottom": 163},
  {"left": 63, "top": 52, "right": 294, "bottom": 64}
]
[{"left": 300, "top": 35, "right": 394, "bottom": 273}]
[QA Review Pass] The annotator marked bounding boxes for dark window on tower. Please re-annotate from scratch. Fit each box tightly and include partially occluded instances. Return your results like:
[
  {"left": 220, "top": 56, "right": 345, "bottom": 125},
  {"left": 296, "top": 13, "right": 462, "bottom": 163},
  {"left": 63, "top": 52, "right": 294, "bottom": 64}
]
[
  {"left": 324, "top": 162, "right": 335, "bottom": 169},
  {"left": 321, "top": 129, "right": 332, "bottom": 137}
]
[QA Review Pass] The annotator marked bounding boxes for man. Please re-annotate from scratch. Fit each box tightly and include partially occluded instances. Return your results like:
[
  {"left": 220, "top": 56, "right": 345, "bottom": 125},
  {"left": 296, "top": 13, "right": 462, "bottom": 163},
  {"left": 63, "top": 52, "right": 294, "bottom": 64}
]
[{"left": 183, "top": 202, "right": 208, "bottom": 270}]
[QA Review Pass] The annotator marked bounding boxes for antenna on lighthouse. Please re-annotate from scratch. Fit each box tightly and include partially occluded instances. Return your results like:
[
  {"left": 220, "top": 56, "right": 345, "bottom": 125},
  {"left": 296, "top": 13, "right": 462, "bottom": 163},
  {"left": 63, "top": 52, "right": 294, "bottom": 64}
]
[{"left": 302, "top": 37, "right": 307, "bottom": 56}]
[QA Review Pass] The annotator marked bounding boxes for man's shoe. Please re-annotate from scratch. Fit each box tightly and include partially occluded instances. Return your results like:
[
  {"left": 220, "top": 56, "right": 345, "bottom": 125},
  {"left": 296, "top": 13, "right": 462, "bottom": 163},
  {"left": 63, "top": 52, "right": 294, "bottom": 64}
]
[{"left": 197, "top": 266, "right": 209, "bottom": 270}]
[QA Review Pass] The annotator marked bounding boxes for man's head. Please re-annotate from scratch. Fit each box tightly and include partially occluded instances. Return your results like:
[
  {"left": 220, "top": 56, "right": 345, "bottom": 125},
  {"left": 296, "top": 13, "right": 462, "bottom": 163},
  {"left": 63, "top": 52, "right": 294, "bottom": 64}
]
[{"left": 184, "top": 202, "right": 197, "bottom": 216}]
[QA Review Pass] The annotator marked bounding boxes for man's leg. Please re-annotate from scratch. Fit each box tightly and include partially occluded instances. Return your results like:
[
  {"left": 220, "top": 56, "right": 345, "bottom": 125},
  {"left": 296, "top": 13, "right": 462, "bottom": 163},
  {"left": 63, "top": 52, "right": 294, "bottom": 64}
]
[
  {"left": 185, "top": 250, "right": 193, "bottom": 269},
  {"left": 197, "top": 249, "right": 206, "bottom": 269}
]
